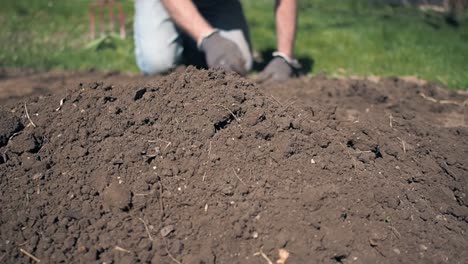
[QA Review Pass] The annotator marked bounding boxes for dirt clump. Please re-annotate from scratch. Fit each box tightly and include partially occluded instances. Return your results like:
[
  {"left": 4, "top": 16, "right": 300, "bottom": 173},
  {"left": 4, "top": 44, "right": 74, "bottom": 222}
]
[
  {"left": 103, "top": 181, "right": 133, "bottom": 212},
  {"left": 0, "top": 110, "right": 23, "bottom": 148},
  {"left": 0, "top": 67, "right": 467, "bottom": 263}
]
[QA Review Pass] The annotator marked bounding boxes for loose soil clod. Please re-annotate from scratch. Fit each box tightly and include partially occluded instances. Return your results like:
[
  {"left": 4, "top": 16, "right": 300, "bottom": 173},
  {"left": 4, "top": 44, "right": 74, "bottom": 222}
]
[{"left": 0, "top": 67, "right": 467, "bottom": 263}]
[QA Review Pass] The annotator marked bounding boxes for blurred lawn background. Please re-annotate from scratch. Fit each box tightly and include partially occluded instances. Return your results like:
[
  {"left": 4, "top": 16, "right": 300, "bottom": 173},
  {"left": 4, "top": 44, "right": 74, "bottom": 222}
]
[{"left": 0, "top": 0, "right": 467, "bottom": 89}]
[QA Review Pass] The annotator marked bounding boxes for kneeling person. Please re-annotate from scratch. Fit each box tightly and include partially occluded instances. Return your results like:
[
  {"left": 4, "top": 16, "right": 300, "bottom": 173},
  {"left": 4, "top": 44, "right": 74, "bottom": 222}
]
[{"left": 133, "top": 0, "right": 299, "bottom": 81}]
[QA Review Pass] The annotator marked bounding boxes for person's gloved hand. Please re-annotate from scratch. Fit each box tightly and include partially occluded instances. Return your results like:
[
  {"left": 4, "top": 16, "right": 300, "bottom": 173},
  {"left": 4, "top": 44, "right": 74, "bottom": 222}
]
[
  {"left": 199, "top": 30, "right": 247, "bottom": 76},
  {"left": 257, "top": 52, "right": 301, "bottom": 83}
]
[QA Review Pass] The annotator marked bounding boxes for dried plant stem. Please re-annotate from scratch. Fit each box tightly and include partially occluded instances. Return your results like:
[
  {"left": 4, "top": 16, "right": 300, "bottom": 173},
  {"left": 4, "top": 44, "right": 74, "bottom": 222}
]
[
  {"left": 233, "top": 169, "right": 246, "bottom": 185},
  {"left": 163, "top": 237, "right": 182, "bottom": 264},
  {"left": 24, "top": 103, "right": 37, "bottom": 128},
  {"left": 254, "top": 250, "right": 273, "bottom": 264},
  {"left": 19, "top": 248, "right": 40, "bottom": 263},
  {"left": 138, "top": 217, "right": 154, "bottom": 241}
]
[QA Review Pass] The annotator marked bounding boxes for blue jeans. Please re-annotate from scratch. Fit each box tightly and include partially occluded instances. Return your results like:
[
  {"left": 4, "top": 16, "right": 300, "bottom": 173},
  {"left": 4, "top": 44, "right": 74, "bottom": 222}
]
[{"left": 134, "top": 0, "right": 253, "bottom": 75}]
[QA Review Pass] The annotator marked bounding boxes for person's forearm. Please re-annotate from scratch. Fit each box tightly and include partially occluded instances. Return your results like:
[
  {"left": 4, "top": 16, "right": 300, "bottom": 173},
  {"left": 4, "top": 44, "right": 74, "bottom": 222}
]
[
  {"left": 161, "top": 0, "right": 214, "bottom": 43},
  {"left": 275, "top": 0, "right": 297, "bottom": 58}
]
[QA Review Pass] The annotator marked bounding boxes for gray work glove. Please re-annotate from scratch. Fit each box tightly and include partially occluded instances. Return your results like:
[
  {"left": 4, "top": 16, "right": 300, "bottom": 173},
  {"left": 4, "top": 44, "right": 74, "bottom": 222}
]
[
  {"left": 257, "top": 53, "right": 301, "bottom": 83},
  {"left": 199, "top": 31, "right": 247, "bottom": 76}
]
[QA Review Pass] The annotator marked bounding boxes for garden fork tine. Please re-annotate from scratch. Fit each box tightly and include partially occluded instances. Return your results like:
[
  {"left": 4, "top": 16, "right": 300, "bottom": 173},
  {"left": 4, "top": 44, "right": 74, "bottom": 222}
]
[
  {"left": 89, "top": 0, "right": 126, "bottom": 40},
  {"left": 117, "top": 3, "right": 126, "bottom": 38}
]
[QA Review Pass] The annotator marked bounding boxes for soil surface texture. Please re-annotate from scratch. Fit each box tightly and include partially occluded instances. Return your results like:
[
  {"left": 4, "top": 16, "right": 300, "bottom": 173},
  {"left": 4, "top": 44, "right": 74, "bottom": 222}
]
[{"left": 0, "top": 67, "right": 467, "bottom": 264}]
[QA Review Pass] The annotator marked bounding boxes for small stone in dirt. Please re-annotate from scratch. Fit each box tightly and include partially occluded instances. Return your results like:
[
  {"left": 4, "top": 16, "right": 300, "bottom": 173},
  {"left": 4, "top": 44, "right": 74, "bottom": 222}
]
[
  {"left": 0, "top": 110, "right": 23, "bottom": 147},
  {"left": 64, "top": 209, "right": 82, "bottom": 220},
  {"left": 221, "top": 185, "right": 234, "bottom": 196},
  {"left": 103, "top": 182, "right": 132, "bottom": 211},
  {"left": 9, "top": 132, "right": 42, "bottom": 154},
  {"left": 144, "top": 174, "right": 159, "bottom": 184},
  {"left": 160, "top": 225, "right": 175, "bottom": 237},
  {"left": 32, "top": 172, "right": 43, "bottom": 180}
]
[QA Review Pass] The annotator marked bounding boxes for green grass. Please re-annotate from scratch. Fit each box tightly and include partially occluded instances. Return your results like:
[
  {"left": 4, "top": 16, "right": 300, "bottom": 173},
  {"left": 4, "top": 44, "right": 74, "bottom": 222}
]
[
  {"left": 0, "top": 0, "right": 137, "bottom": 72},
  {"left": 243, "top": 0, "right": 468, "bottom": 89},
  {"left": 0, "top": 0, "right": 467, "bottom": 89}
]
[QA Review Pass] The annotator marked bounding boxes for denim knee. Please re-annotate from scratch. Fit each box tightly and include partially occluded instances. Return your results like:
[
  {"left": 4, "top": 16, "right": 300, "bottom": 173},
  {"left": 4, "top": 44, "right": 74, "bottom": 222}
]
[
  {"left": 133, "top": 0, "right": 183, "bottom": 75},
  {"left": 135, "top": 45, "right": 181, "bottom": 75}
]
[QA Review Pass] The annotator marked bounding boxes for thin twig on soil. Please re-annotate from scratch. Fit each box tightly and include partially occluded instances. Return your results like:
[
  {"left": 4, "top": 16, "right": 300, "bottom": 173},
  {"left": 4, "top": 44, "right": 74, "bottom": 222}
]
[
  {"left": 353, "top": 150, "right": 372, "bottom": 154},
  {"left": 263, "top": 95, "right": 283, "bottom": 106},
  {"left": 232, "top": 169, "right": 246, "bottom": 185},
  {"left": 19, "top": 248, "right": 40, "bottom": 263},
  {"left": 397, "top": 137, "right": 406, "bottom": 153},
  {"left": 162, "top": 236, "right": 182, "bottom": 264},
  {"left": 114, "top": 246, "right": 131, "bottom": 253},
  {"left": 390, "top": 225, "right": 401, "bottom": 239},
  {"left": 134, "top": 193, "right": 150, "bottom": 196},
  {"left": 148, "top": 139, "right": 172, "bottom": 150},
  {"left": 389, "top": 115, "right": 393, "bottom": 128},
  {"left": 254, "top": 250, "right": 274, "bottom": 264},
  {"left": 24, "top": 103, "right": 37, "bottom": 128},
  {"left": 419, "top": 93, "right": 468, "bottom": 106},
  {"left": 440, "top": 161, "right": 459, "bottom": 180},
  {"left": 212, "top": 104, "right": 240, "bottom": 122},
  {"left": 18, "top": 241, "right": 28, "bottom": 246},
  {"left": 8, "top": 132, "right": 21, "bottom": 141},
  {"left": 55, "top": 98, "right": 65, "bottom": 112},
  {"left": 202, "top": 172, "right": 207, "bottom": 182},
  {"left": 138, "top": 217, "right": 154, "bottom": 241},
  {"left": 373, "top": 245, "right": 387, "bottom": 257},
  {"left": 278, "top": 99, "right": 296, "bottom": 114},
  {"left": 419, "top": 93, "right": 438, "bottom": 103}
]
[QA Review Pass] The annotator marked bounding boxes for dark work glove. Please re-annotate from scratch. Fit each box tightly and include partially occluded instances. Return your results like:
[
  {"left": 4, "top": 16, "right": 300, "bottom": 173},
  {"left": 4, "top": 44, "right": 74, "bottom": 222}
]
[
  {"left": 199, "top": 31, "right": 247, "bottom": 76},
  {"left": 257, "top": 53, "right": 301, "bottom": 83}
]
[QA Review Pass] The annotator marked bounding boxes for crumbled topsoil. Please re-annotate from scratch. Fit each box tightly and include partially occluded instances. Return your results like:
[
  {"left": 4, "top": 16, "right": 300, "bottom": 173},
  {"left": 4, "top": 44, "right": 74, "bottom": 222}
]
[{"left": 0, "top": 67, "right": 467, "bottom": 263}]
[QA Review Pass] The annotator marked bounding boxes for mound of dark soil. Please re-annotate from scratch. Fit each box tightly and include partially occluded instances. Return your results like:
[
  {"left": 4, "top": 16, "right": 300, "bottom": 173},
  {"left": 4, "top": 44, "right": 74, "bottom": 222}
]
[{"left": 0, "top": 67, "right": 467, "bottom": 263}]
